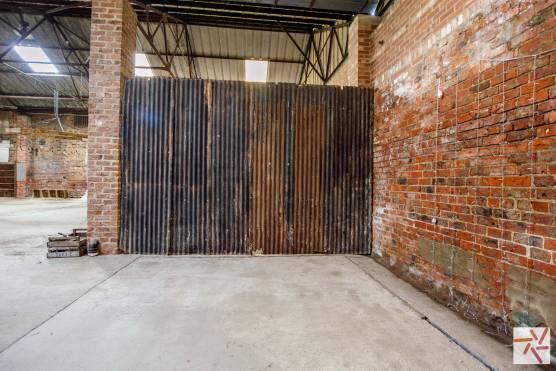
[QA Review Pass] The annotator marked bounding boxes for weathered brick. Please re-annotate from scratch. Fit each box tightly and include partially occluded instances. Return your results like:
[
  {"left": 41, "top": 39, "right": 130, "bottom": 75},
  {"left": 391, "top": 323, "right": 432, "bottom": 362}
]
[
  {"left": 453, "top": 248, "right": 474, "bottom": 279},
  {"left": 434, "top": 242, "right": 454, "bottom": 276},
  {"left": 534, "top": 175, "right": 556, "bottom": 187},
  {"left": 418, "top": 237, "right": 435, "bottom": 263}
]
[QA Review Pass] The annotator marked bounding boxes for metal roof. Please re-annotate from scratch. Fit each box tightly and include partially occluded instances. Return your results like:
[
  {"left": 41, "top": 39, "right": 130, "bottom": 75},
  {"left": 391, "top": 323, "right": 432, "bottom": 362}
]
[
  {"left": 0, "top": 13, "right": 310, "bottom": 112},
  {"left": 0, "top": 12, "right": 89, "bottom": 113},
  {"left": 138, "top": 24, "right": 308, "bottom": 81},
  {"left": 0, "top": 0, "right": 392, "bottom": 113}
]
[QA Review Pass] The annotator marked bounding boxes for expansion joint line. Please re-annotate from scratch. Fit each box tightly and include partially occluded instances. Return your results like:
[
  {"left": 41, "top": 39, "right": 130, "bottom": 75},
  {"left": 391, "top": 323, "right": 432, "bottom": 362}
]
[
  {"left": 0, "top": 255, "right": 141, "bottom": 355},
  {"left": 345, "top": 256, "right": 496, "bottom": 371}
]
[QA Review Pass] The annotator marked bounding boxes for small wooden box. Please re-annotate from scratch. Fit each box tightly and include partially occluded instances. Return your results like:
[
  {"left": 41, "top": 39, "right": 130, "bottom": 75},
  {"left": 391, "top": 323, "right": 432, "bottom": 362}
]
[{"left": 47, "top": 231, "right": 87, "bottom": 258}]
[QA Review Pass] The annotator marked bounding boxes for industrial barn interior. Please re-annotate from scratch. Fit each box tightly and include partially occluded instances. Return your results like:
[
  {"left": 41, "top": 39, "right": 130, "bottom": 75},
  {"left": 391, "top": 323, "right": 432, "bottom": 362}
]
[{"left": 0, "top": 0, "right": 555, "bottom": 369}]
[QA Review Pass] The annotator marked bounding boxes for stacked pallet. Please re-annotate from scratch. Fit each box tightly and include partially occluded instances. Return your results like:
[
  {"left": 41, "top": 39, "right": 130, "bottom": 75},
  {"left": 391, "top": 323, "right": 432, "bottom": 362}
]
[
  {"left": 0, "top": 163, "right": 15, "bottom": 197},
  {"left": 33, "top": 190, "right": 70, "bottom": 198},
  {"left": 47, "top": 229, "right": 87, "bottom": 258}
]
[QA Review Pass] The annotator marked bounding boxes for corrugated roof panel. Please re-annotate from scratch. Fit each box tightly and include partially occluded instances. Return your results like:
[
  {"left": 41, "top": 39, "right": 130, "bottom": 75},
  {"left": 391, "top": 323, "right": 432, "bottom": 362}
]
[
  {"left": 0, "top": 72, "right": 87, "bottom": 108},
  {"left": 138, "top": 23, "right": 307, "bottom": 63},
  {"left": 196, "top": 58, "right": 245, "bottom": 81},
  {"left": 137, "top": 22, "right": 309, "bottom": 83},
  {"left": 0, "top": 13, "right": 89, "bottom": 109},
  {"left": 268, "top": 62, "right": 300, "bottom": 83},
  {"left": 0, "top": 14, "right": 90, "bottom": 55}
]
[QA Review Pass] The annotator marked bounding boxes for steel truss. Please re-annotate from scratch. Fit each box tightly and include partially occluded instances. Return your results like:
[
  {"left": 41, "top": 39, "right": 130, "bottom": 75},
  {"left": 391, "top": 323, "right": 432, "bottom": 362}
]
[{"left": 132, "top": 1, "right": 198, "bottom": 79}]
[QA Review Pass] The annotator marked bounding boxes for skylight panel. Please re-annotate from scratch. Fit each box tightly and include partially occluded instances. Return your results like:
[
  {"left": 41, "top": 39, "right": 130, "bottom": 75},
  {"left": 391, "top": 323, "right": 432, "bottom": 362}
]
[
  {"left": 245, "top": 60, "right": 268, "bottom": 83},
  {"left": 14, "top": 46, "right": 58, "bottom": 74},
  {"left": 135, "top": 53, "right": 153, "bottom": 77}
]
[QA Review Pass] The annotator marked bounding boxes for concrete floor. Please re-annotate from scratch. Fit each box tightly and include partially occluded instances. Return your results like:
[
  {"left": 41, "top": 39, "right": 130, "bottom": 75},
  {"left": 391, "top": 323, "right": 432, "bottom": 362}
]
[
  {"left": 0, "top": 198, "right": 527, "bottom": 370},
  {"left": 0, "top": 197, "right": 87, "bottom": 250}
]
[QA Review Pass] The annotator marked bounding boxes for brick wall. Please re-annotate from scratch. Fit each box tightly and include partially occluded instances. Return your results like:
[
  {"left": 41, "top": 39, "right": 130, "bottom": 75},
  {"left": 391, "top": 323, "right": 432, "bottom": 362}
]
[
  {"left": 0, "top": 112, "right": 14, "bottom": 163},
  {"left": 88, "top": 0, "right": 136, "bottom": 253},
  {"left": 13, "top": 114, "right": 29, "bottom": 197},
  {"left": 28, "top": 116, "right": 87, "bottom": 198},
  {"left": 370, "top": 0, "right": 556, "bottom": 344},
  {"left": 0, "top": 112, "right": 30, "bottom": 197},
  {"left": 0, "top": 112, "right": 87, "bottom": 198}
]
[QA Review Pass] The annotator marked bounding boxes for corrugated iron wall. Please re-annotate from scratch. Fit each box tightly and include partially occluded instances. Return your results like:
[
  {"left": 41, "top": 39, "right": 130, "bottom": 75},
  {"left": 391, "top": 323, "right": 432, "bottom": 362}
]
[{"left": 121, "top": 77, "right": 372, "bottom": 254}]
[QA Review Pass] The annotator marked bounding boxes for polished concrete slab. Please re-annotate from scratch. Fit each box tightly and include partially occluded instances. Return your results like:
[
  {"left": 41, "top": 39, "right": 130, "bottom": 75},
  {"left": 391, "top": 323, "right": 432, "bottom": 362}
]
[{"left": 0, "top": 198, "right": 520, "bottom": 370}]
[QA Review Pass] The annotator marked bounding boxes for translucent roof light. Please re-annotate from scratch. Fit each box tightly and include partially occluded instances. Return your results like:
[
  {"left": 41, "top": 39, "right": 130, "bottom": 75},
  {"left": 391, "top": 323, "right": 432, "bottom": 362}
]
[
  {"left": 245, "top": 60, "right": 268, "bottom": 83},
  {"left": 14, "top": 46, "right": 58, "bottom": 74},
  {"left": 135, "top": 53, "right": 154, "bottom": 77}
]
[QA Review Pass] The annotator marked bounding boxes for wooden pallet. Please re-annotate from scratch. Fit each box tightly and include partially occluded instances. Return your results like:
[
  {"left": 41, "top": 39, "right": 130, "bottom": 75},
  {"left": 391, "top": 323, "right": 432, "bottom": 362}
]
[
  {"left": 33, "top": 190, "right": 69, "bottom": 198},
  {"left": 0, "top": 164, "right": 15, "bottom": 197},
  {"left": 47, "top": 231, "right": 87, "bottom": 258}
]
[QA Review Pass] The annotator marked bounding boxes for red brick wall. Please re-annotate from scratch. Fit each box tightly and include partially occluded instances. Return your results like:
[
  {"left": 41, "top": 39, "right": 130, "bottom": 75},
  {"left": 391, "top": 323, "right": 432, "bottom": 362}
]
[
  {"left": 28, "top": 116, "right": 87, "bottom": 198},
  {"left": 371, "top": 0, "right": 556, "bottom": 340},
  {"left": 88, "top": 0, "right": 136, "bottom": 253},
  {"left": 14, "top": 115, "right": 30, "bottom": 198},
  {"left": 0, "top": 112, "right": 87, "bottom": 198}
]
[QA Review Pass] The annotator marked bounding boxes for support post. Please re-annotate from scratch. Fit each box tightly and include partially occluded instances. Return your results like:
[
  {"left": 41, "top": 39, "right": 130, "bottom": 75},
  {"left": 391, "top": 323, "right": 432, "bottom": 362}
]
[{"left": 88, "top": 0, "right": 137, "bottom": 254}]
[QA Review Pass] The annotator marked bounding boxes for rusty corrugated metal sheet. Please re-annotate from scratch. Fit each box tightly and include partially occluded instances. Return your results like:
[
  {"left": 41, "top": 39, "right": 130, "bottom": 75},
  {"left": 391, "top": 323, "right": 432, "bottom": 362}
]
[
  {"left": 121, "top": 78, "right": 174, "bottom": 254},
  {"left": 121, "top": 77, "right": 372, "bottom": 255}
]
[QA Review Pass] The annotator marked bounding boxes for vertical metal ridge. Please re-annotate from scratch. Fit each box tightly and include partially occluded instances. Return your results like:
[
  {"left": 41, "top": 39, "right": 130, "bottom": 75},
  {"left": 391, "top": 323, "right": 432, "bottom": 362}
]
[
  {"left": 307, "top": 86, "right": 314, "bottom": 253},
  {"left": 287, "top": 83, "right": 295, "bottom": 254},
  {"left": 261, "top": 83, "right": 270, "bottom": 253}
]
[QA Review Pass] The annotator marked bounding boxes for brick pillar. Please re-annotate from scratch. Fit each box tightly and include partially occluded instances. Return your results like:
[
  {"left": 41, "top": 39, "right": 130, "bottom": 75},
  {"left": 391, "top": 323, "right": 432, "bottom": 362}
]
[
  {"left": 88, "top": 0, "right": 137, "bottom": 254},
  {"left": 347, "top": 15, "right": 380, "bottom": 87},
  {"left": 14, "top": 114, "right": 30, "bottom": 198},
  {"left": 327, "top": 15, "right": 380, "bottom": 87}
]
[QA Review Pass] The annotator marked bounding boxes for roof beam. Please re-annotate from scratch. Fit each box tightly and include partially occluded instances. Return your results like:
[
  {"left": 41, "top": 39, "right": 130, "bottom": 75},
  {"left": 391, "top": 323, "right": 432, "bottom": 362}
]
[
  {"left": 150, "top": 9, "right": 336, "bottom": 27},
  {"left": 0, "top": 43, "right": 89, "bottom": 54},
  {"left": 142, "top": 0, "right": 355, "bottom": 20},
  {"left": 0, "top": 94, "right": 85, "bottom": 100},
  {"left": 0, "top": 1, "right": 91, "bottom": 17},
  {"left": 1, "top": 59, "right": 87, "bottom": 68},
  {"left": 0, "top": 44, "right": 304, "bottom": 64},
  {"left": 180, "top": 54, "right": 303, "bottom": 64},
  {"left": 0, "top": 69, "right": 87, "bottom": 77},
  {"left": 138, "top": 13, "right": 314, "bottom": 33}
]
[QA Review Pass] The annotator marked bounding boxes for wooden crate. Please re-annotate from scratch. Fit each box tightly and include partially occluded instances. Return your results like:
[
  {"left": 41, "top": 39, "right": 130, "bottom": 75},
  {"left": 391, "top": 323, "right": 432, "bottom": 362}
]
[
  {"left": 72, "top": 228, "right": 87, "bottom": 238},
  {"left": 47, "top": 232, "right": 87, "bottom": 258}
]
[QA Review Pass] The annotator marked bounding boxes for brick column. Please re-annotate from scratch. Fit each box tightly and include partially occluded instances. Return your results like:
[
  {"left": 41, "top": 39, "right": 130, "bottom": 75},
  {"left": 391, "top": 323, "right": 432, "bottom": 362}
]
[
  {"left": 88, "top": 0, "right": 137, "bottom": 254},
  {"left": 327, "top": 15, "right": 380, "bottom": 87},
  {"left": 351, "top": 15, "right": 379, "bottom": 87},
  {"left": 14, "top": 114, "right": 30, "bottom": 198}
]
